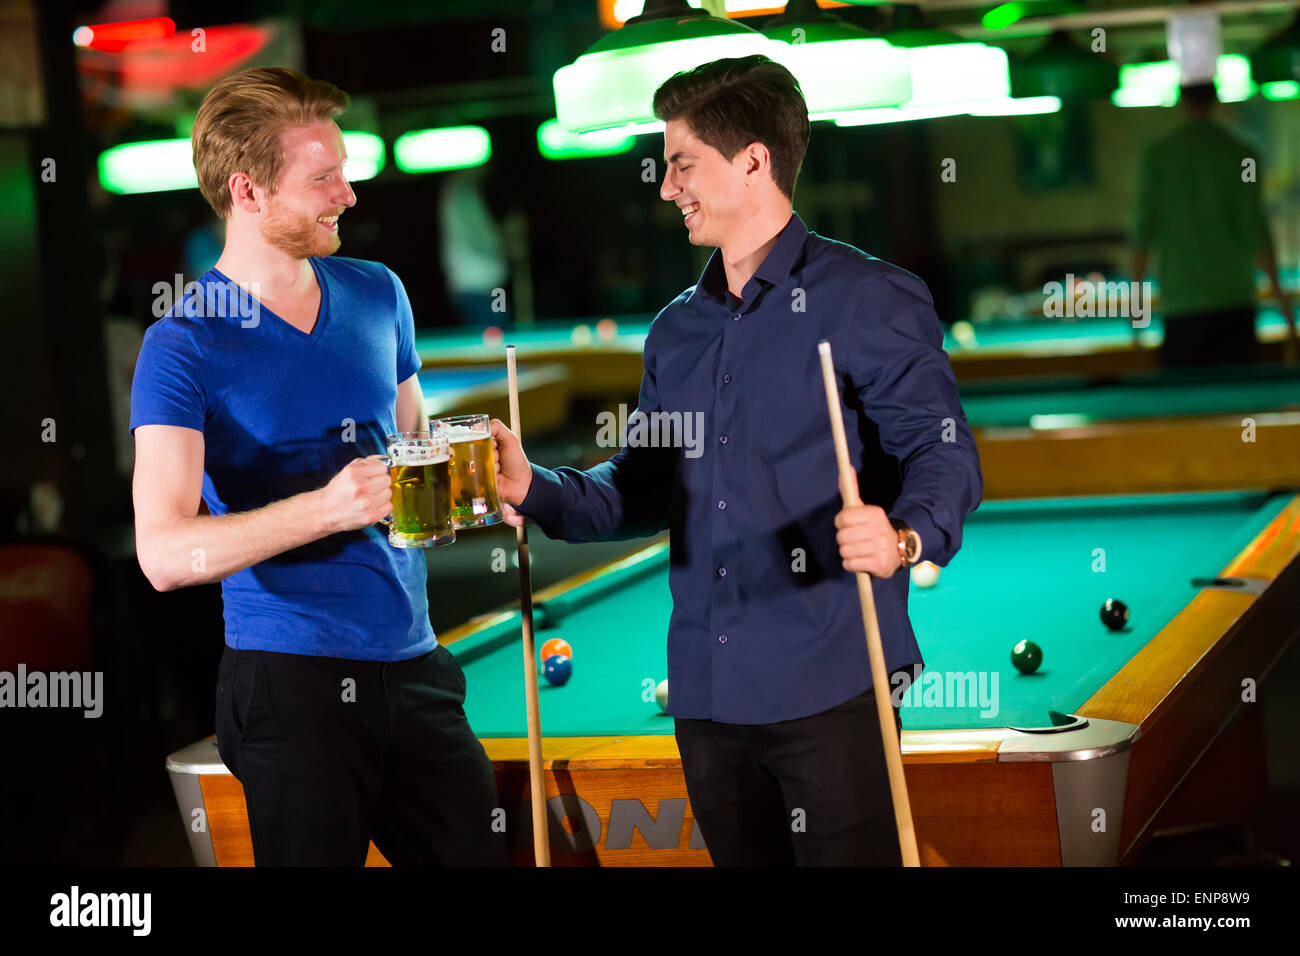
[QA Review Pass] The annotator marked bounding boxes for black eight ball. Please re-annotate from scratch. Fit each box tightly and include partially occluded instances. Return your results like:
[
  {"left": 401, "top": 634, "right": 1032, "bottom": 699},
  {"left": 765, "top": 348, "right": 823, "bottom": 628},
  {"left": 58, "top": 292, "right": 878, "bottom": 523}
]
[{"left": 1100, "top": 598, "right": 1129, "bottom": 631}]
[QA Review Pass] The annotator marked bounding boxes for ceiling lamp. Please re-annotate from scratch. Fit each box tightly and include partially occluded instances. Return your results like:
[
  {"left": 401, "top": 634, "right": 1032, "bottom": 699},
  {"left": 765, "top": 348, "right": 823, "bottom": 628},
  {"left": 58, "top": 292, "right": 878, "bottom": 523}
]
[
  {"left": 1250, "top": 12, "right": 1300, "bottom": 84},
  {"left": 882, "top": 6, "right": 1010, "bottom": 109},
  {"left": 1009, "top": 31, "right": 1119, "bottom": 99},
  {"left": 1112, "top": 54, "right": 1253, "bottom": 108},
  {"left": 553, "top": 0, "right": 774, "bottom": 133},
  {"left": 759, "top": 0, "right": 910, "bottom": 112},
  {"left": 393, "top": 127, "right": 491, "bottom": 174}
]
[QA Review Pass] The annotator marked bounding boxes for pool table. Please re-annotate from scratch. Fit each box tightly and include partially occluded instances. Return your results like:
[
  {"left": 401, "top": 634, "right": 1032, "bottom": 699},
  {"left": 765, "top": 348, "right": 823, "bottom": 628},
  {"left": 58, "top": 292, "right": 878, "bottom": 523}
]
[
  {"left": 963, "top": 365, "right": 1300, "bottom": 497},
  {"left": 945, "top": 307, "right": 1294, "bottom": 382},
  {"left": 167, "top": 488, "right": 1300, "bottom": 866},
  {"left": 419, "top": 364, "right": 570, "bottom": 434},
  {"left": 414, "top": 307, "right": 1294, "bottom": 393}
]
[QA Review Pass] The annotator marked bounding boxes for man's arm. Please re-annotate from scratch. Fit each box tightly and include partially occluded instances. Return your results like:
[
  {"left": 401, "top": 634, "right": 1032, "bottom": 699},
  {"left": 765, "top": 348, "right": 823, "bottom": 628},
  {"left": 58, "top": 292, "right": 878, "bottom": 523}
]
[
  {"left": 835, "top": 272, "right": 983, "bottom": 576},
  {"left": 490, "top": 345, "right": 676, "bottom": 542},
  {"left": 133, "top": 424, "right": 393, "bottom": 592},
  {"left": 395, "top": 373, "right": 426, "bottom": 433}
]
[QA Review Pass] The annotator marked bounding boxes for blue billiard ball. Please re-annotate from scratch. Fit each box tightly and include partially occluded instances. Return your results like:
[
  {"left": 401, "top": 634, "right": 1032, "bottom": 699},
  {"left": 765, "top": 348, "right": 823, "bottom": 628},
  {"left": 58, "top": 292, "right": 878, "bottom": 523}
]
[{"left": 542, "top": 654, "right": 572, "bottom": 686}]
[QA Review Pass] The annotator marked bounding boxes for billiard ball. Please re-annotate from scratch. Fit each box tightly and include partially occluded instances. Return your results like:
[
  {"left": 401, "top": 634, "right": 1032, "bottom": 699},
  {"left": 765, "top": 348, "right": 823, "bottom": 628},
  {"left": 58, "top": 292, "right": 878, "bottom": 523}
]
[
  {"left": 1100, "top": 598, "right": 1129, "bottom": 631},
  {"left": 951, "top": 320, "right": 976, "bottom": 348},
  {"left": 570, "top": 324, "right": 593, "bottom": 345},
  {"left": 540, "top": 637, "right": 572, "bottom": 663},
  {"left": 542, "top": 655, "right": 572, "bottom": 686},
  {"left": 596, "top": 318, "right": 618, "bottom": 342},
  {"left": 655, "top": 679, "right": 668, "bottom": 712},
  {"left": 1011, "top": 639, "right": 1042, "bottom": 674},
  {"left": 481, "top": 325, "right": 504, "bottom": 346},
  {"left": 910, "top": 560, "right": 940, "bottom": 588}
]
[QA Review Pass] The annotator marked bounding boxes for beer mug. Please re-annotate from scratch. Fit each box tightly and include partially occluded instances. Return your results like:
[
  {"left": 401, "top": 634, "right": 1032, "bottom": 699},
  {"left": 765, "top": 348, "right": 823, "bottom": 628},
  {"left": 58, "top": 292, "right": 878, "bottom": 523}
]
[
  {"left": 432, "top": 414, "right": 504, "bottom": 529},
  {"left": 380, "top": 430, "right": 455, "bottom": 549}
]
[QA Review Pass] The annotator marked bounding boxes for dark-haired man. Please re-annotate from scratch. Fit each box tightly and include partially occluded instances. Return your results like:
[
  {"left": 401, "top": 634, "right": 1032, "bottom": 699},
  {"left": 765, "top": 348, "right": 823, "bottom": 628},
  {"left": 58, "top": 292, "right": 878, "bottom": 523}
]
[
  {"left": 492, "top": 55, "right": 982, "bottom": 865},
  {"left": 1132, "top": 81, "right": 1297, "bottom": 366}
]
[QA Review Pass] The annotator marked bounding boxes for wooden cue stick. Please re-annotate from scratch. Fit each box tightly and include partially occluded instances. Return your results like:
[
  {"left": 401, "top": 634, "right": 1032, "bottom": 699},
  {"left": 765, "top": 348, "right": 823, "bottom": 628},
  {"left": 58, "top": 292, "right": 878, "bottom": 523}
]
[
  {"left": 506, "top": 345, "right": 550, "bottom": 868},
  {"left": 816, "top": 340, "right": 921, "bottom": 868}
]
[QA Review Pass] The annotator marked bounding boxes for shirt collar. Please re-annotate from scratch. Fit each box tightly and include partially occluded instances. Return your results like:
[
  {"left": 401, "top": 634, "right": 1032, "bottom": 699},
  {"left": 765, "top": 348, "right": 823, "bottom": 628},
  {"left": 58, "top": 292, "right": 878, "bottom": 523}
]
[{"left": 691, "top": 211, "right": 809, "bottom": 305}]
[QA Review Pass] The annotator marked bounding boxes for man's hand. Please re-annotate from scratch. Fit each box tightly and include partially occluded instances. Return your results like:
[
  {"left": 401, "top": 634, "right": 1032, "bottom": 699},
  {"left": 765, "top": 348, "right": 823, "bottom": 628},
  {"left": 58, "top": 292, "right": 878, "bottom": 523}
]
[
  {"left": 490, "top": 418, "right": 533, "bottom": 528},
  {"left": 317, "top": 456, "right": 393, "bottom": 533},
  {"left": 834, "top": 467, "right": 901, "bottom": 577}
]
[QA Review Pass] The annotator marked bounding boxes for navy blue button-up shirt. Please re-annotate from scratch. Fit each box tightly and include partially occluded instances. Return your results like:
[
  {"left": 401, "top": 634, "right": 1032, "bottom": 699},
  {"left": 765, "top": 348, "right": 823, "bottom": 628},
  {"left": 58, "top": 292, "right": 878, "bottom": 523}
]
[{"left": 520, "top": 213, "right": 982, "bottom": 724}]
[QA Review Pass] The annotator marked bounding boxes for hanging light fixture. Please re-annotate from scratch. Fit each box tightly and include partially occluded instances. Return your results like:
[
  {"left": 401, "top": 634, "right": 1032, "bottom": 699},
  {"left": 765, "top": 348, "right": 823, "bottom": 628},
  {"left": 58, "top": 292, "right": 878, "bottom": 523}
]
[
  {"left": 1250, "top": 12, "right": 1300, "bottom": 87},
  {"left": 1009, "top": 31, "right": 1119, "bottom": 100},
  {"left": 553, "top": 0, "right": 774, "bottom": 133},
  {"left": 759, "top": 0, "right": 910, "bottom": 112}
]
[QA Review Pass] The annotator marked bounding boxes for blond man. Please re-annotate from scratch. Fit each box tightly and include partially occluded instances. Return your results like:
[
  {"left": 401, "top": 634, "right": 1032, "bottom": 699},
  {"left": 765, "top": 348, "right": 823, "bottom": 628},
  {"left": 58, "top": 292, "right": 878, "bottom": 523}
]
[{"left": 130, "top": 67, "right": 504, "bottom": 866}]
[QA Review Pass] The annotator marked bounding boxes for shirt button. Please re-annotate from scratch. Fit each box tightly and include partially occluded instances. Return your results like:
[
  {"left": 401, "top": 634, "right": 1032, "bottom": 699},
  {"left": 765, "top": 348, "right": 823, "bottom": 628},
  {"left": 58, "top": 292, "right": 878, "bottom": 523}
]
[
  {"left": 719, "top": 434, "right": 728, "bottom": 445},
  {"left": 722, "top": 373, "right": 732, "bottom": 384},
  {"left": 732, "top": 314, "right": 741, "bottom": 322},
  {"left": 717, "top": 634, "right": 729, "bottom": 645},
  {"left": 718, "top": 566, "right": 727, "bottom": 577},
  {"left": 717, "top": 499, "right": 727, "bottom": 510}
]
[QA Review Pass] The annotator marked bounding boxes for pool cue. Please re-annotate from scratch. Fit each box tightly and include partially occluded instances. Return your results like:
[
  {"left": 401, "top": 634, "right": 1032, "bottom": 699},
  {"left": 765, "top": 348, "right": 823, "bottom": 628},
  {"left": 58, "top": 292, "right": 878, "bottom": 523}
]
[
  {"left": 506, "top": 345, "right": 550, "bottom": 868},
  {"left": 816, "top": 340, "right": 921, "bottom": 868}
]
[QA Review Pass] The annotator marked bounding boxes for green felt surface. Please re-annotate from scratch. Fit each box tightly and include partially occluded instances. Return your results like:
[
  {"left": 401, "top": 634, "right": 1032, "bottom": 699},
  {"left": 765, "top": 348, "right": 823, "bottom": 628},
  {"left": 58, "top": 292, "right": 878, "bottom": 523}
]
[
  {"left": 449, "top": 491, "right": 1288, "bottom": 737},
  {"left": 960, "top": 368, "right": 1300, "bottom": 428}
]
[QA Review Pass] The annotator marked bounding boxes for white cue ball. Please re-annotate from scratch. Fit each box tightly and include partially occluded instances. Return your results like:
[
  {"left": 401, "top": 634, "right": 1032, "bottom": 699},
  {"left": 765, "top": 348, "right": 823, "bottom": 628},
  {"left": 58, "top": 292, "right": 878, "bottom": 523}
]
[
  {"left": 910, "top": 560, "right": 940, "bottom": 588},
  {"left": 655, "top": 679, "right": 669, "bottom": 712}
]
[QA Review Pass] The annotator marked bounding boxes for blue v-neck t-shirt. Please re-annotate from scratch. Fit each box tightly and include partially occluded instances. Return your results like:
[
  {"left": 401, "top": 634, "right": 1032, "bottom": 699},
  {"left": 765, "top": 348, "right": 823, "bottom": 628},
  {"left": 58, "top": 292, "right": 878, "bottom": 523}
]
[{"left": 129, "top": 256, "right": 435, "bottom": 661}]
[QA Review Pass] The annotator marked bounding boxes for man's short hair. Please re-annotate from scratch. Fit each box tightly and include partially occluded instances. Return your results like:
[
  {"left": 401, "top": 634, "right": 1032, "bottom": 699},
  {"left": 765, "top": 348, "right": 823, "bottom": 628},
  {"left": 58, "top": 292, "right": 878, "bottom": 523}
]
[
  {"left": 653, "top": 54, "right": 810, "bottom": 200},
  {"left": 191, "top": 67, "right": 349, "bottom": 218}
]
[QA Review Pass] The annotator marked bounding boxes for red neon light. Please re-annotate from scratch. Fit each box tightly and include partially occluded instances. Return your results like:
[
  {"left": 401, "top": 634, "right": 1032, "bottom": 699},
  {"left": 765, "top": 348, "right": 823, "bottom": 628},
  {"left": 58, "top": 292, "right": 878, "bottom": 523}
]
[{"left": 73, "top": 17, "right": 176, "bottom": 53}]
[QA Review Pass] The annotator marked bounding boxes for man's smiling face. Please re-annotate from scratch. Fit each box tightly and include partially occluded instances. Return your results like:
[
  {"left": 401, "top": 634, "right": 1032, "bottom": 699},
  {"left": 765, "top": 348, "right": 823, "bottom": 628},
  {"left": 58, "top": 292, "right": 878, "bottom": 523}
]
[
  {"left": 257, "top": 120, "right": 356, "bottom": 258},
  {"left": 659, "top": 119, "right": 751, "bottom": 249}
]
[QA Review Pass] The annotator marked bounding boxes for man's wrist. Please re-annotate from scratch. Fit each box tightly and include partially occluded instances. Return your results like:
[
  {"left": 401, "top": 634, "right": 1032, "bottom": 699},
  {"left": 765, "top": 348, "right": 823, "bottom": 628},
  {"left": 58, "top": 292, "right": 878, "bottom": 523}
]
[{"left": 891, "top": 519, "right": 922, "bottom": 567}]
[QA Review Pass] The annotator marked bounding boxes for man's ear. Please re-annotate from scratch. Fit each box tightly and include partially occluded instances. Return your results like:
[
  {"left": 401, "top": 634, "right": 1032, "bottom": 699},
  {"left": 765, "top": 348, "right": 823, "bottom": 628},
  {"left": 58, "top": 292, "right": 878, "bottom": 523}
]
[{"left": 228, "top": 171, "right": 262, "bottom": 215}]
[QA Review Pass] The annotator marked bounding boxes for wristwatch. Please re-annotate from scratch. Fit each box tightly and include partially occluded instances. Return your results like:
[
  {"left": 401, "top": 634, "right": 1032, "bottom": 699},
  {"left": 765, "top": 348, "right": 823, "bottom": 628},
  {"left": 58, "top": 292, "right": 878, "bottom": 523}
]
[{"left": 892, "top": 520, "right": 922, "bottom": 568}]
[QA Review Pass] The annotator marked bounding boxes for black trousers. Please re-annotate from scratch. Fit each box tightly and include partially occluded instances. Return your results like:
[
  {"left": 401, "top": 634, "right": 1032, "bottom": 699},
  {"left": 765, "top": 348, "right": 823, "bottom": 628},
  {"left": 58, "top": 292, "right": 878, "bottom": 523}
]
[
  {"left": 1162, "top": 307, "right": 1259, "bottom": 367},
  {"left": 675, "top": 687, "right": 903, "bottom": 866},
  {"left": 215, "top": 644, "right": 507, "bottom": 866}
]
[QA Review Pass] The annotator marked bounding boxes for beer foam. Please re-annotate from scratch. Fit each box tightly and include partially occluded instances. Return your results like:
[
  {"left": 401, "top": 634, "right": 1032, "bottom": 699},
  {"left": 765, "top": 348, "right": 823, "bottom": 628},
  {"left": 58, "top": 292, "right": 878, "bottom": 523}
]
[{"left": 446, "top": 425, "right": 487, "bottom": 441}]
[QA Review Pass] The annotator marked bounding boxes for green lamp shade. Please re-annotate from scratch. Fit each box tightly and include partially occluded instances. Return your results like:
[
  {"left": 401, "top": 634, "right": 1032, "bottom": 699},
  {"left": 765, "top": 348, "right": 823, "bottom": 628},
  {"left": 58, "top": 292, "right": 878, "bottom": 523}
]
[
  {"left": 99, "top": 139, "right": 196, "bottom": 194},
  {"left": 341, "top": 132, "right": 385, "bottom": 181},
  {"left": 1261, "top": 80, "right": 1300, "bottom": 100},
  {"left": 762, "top": 18, "right": 911, "bottom": 112},
  {"left": 904, "top": 42, "right": 1010, "bottom": 106},
  {"left": 983, "top": 1, "right": 1088, "bottom": 35},
  {"left": 1250, "top": 14, "right": 1300, "bottom": 83},
  {"left": 394, "top": 127, "right": 491, "bottom": 173},
  {"left": 99, "top": 132, "right": 385, "bottom": 195},
  {"left": 537, "top": 119, "right": 636, "bottom": 160},
  {"left": 1112, "top": 54, "right": 1253, "bottom": 108},
  {"left": 553, "top": 14, "right": 773, "bottom": 132},
  {"left": 1010, "top": 32, "right": 1119, "bottom": 99}
]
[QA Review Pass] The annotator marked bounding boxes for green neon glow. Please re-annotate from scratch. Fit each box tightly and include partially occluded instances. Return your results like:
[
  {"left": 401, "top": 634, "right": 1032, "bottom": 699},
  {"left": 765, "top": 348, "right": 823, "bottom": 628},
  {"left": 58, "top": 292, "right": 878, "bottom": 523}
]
[
  {"left": 551, "top": 29, "right": 769, "bottom": 132},
  {"left": 537, "top": 120, "right": 635, "bottom": 160},
  {"left": 393, "top": 127, "right": 491, "bottom": 173},
  {"left": 967, "top": 95, "right": 1062, "bottom": 116},
  {"left": 99, "top": 139, "right": 196, "bottom": 194},
  {"left": 905, "top": 43, "right": 1011, "bottom": 106},
  {"left": 100, "top": 132, "right": 383, "bottom": 195},
  {"left": 341, "top": 132, "right": 384, "bottom": 181},
  {"left": 1261, "top": 80, "right": 1300, "bottom": 100},
  {"left": 1029, "top": 413, "right": 1092, "bottom": 430},
  {"left": 982, "top": 2, "right": 1028, "bottom": 31},
  {"left": 764, "top": 34, "right": 911, "bottom": 112},
  {"left": 1112, "top": 54, "right": 1254, "bottom": 108}
]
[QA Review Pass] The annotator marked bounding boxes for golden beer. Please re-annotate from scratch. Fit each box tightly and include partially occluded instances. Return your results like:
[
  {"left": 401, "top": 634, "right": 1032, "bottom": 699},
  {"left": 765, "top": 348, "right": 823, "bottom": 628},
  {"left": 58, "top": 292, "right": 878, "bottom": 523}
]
[
  {"left": 436, "top": 415, "right": 504, "bottom": 529},
  {"left": 383, "top": 432, "right": 454, "bottom": 549}
]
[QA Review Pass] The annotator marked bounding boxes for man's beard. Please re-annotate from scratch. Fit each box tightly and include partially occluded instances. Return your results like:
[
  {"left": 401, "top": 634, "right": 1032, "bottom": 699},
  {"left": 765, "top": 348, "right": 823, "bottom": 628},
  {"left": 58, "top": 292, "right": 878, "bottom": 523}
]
[{"left": 260, "top": 198, "right": 341, "bottom": 258}]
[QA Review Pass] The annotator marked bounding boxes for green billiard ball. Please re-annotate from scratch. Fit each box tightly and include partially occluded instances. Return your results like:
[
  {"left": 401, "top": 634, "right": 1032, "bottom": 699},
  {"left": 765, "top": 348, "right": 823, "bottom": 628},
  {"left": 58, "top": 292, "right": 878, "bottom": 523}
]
[{"left": 1011, "top": 639, "right": 1042, "bottom": 674}]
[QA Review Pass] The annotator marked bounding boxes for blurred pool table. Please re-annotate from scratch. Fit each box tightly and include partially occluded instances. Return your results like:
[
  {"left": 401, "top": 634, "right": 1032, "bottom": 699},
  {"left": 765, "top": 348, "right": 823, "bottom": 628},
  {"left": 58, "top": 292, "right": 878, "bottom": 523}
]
[
  {"left": 418, "top": 364, "right": 570, "bottom": 434},
  {"left": 167, "top": 489, "right": 1300, "bottom": 866},
  {"left": 414, "top": 308, "right": 1294, "bottom": 391}
]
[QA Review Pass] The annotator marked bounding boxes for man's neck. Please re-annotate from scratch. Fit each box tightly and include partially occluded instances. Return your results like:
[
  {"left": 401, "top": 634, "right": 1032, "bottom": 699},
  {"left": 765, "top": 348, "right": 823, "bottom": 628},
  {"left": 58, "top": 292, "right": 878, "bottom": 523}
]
[
  {"left": 214, "top": 225, "right": 316, "bottom": 302},
  {"left": 720, "top": 206, "right": 793, "bottom": 303}
]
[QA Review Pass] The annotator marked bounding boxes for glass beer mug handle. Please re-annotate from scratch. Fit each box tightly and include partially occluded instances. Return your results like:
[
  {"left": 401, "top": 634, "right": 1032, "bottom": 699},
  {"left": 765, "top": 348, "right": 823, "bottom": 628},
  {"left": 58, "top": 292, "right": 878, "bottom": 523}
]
[{"left": 376, "top": 454, "right": 394, "bottom": 526}]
